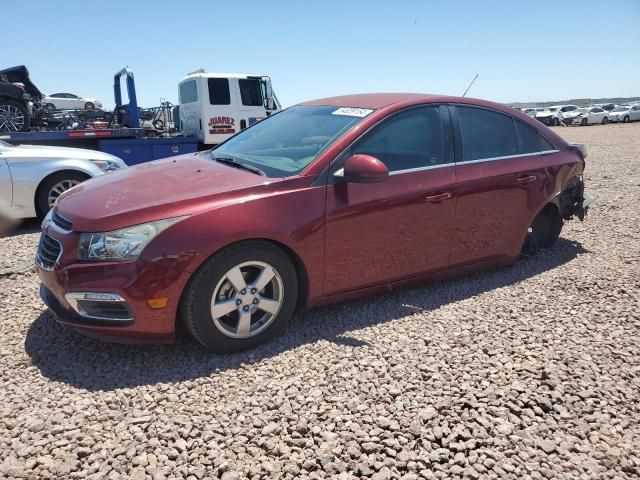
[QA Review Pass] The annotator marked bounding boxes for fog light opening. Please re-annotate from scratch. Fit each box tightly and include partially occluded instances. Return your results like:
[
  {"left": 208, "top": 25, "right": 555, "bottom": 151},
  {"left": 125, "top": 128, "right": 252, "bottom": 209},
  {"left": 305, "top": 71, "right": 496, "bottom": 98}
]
[{"left": 147, "top": 298, "right": 169, "bottom": 309}]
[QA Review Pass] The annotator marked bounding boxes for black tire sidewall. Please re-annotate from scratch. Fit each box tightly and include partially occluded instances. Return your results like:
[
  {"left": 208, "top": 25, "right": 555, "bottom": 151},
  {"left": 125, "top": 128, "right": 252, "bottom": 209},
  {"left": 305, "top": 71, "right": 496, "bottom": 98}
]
[
  {"left": 37, "top": 171, "right": 88, "bottom": 218},
  {"left": 183, "top": 242, "right": 298, "bottom": 353},
  {"left": 85, "top": 102, "right": 95, "bottom": 110}
]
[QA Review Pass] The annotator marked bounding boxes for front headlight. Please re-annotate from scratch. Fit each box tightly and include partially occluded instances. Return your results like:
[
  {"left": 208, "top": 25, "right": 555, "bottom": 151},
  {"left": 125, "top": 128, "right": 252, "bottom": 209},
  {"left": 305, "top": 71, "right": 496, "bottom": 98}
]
[
  {"left": 89, "top": 159, "right": 122, "bottom": 172},
  {"left": 77, "top": 217, "right": 186, "bottom": 261}
]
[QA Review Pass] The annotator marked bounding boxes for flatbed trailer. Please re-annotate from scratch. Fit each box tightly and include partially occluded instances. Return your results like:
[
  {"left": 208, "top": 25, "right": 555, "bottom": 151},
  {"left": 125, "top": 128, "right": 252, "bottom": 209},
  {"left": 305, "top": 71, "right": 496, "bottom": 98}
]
[{"left": 0, "top": 127, "right": 198, "bottom": 165}]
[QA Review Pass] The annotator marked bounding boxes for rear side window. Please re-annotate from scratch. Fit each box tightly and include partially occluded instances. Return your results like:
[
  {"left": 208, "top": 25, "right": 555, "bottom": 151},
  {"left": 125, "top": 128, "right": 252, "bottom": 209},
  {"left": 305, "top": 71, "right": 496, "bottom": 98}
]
[
  {"left": 179, "top": 80, "right": 197, "bottom": 104},
  {"left": 515, "top": 120, "right": 555, "bottom": 153},
  {"left": 239, "top": 79, "right": 263, "bottom": 107},
  {"left": 208, "top": 78, "right": 231, "bottom": 105},
  {"left": 354, "top": 106, "right": 447, "bottom": 172},
  {"left": 457, "top": 106, "right": 518, "bottom": 161}
]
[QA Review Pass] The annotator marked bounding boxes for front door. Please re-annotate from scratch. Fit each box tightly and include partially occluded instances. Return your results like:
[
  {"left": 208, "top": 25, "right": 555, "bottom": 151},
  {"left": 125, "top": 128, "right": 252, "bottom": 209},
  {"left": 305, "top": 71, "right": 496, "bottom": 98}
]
[
  {"left": 237, "top": 78, "right": 268, "bottom": 131},
  {"left": 449, "top": 105, "right": 554, "bottom": 265},
  {"left": 324, "top": 105, "right": 456, "bottom": 295}
]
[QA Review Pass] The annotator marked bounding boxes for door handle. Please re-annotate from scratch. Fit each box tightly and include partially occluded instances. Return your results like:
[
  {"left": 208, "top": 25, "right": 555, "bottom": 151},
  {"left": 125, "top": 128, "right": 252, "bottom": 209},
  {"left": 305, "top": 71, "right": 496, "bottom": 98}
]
[
  {"left": 516, "top": 175, "right": 537, "bottom": 185},
  {"left": 425, "top": 192, "right": 452, "bottom": 203}
]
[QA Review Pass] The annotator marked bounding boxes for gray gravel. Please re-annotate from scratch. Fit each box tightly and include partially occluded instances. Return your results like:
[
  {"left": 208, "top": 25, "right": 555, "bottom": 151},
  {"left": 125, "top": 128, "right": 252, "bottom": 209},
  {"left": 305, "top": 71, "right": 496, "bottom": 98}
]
[{"left": 1, "top": 123, "right": 639, "bottom": 479}]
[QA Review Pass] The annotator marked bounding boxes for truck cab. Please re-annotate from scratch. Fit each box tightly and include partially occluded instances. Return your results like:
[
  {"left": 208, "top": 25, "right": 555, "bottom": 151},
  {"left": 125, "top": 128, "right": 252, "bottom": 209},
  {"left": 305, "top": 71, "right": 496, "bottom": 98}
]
[{"left": 178, "top": 70, "right": 280, "bottom": 145}]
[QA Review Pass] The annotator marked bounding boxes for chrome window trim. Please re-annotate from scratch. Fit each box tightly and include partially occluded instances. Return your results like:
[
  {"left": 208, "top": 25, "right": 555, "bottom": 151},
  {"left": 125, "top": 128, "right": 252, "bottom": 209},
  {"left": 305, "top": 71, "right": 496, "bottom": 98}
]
[
  {"left": 456, "top": 149, "right": 560, "bottom": 166},
  {"left": 389, "top": 162, "right": 454, "bottom": 176},
  {"left": 64, "top": 292, "right": 135, "bottom": 322}
]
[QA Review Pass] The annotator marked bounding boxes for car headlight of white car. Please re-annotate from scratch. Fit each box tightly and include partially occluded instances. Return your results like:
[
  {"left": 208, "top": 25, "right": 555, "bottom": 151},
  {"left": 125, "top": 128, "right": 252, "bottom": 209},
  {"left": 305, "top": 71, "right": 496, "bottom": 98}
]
[
  {"left": 89, "top": 158, "right": 123, "bottom": 172},
  {"left": 77, "top": 217, "right": 186, "bottom": 261}
]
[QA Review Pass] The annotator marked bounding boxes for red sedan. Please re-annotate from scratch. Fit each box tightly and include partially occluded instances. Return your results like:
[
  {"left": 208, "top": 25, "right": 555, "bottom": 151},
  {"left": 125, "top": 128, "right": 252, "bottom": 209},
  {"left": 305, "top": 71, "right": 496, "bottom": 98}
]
[{"left": 36, "top": 94, "right": 591, "bottom": 352}]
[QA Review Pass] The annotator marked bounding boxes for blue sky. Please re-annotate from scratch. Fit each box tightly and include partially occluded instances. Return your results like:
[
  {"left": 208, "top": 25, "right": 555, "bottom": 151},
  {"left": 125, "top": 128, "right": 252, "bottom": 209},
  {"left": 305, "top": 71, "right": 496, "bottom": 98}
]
[{"left": 4, "top": 1, "right": 639, "bottom": 108}]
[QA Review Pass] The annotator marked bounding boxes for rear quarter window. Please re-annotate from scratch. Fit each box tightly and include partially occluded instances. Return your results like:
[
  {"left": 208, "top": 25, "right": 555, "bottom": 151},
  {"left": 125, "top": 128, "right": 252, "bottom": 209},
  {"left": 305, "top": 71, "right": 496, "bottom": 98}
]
[
  {"left": 515, "top": 120, "right": 556, "bottom": 153},
  {"left": 179, "top": 80, "right": 198, "bottom": 104}
]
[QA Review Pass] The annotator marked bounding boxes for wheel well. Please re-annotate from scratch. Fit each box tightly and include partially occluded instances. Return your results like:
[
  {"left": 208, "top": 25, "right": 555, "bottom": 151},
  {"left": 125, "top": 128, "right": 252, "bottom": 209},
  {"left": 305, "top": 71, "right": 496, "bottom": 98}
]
[
  {"left": 177, "top": 238, "right": 310, "bottom": 325},
  {"left": 34, "top": 169, "right": 91, "bottom": 217}
]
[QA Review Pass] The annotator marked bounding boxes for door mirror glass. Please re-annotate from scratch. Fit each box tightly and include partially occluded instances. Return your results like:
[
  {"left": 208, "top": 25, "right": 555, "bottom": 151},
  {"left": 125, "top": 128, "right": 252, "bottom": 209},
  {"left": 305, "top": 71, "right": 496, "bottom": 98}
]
[{"left": 335, "top": 154, "right": 389, "bottom": 183}]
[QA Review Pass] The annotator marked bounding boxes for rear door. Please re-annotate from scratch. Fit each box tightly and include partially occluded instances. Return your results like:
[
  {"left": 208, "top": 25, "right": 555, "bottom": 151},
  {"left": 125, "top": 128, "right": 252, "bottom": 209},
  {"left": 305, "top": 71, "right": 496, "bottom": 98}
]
[
  {"left": 449, "top": 105, "right": 555, "bottom": 265},
  {"left": 324, "top": 105, "right": 456, "bottom": 295}
]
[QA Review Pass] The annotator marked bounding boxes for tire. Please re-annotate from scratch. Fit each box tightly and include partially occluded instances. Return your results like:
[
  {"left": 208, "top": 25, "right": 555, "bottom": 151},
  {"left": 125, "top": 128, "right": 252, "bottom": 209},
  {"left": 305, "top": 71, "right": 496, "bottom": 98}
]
[
  {"left": 84, "top": 102, "right": 95, "bottom": 110},
  {"left": 36, "top": 171, "right": 89, "bottom": 218},
  {"left": 522, "top": 205, "right": 563, "bottom": 256},
  {"left": 45, "top": 103, "right": 56, "bottom": 111},
  {"left": 152, "top": 119, "right": 164, "bottom": 130},
  {"left": 0, "top": 99, "right": 30, "bottom": 132},
  {"left": 581, "top": 118, "right": 588, "bottom": 126},
  {"left": 181, "top": 241, "right": 298, "bottom": 353},
  {"left": 623, "top": 115, "right": 630, "bottom": 123},
  {"left": 602, "top": 117, "right": 608, "bottom": 125},
  {"left": 553, "top": 118, "right": 560, "bottom": 126}
]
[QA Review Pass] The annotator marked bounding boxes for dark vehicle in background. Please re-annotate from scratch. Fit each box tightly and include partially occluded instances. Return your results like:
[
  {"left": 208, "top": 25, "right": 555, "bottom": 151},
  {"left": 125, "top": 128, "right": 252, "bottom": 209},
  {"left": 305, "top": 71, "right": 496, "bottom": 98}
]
[
  {"left": 0, "top": 65, "right": 45, "bottom": 132},
  {"left": 37, "top": 93, "right": 592, "bottom": 353}
]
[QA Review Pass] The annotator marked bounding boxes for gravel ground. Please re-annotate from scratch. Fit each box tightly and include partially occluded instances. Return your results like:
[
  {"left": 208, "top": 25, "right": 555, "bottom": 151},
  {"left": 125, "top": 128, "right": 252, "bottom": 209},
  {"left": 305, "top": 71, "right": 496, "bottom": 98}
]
[{"left": 1, "top": 123, "right": 639, "bottom": 480}]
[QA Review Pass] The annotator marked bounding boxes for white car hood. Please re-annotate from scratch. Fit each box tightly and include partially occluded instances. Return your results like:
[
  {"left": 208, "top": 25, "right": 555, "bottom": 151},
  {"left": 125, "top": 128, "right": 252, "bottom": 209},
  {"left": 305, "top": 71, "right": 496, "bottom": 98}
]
[{"left": 12, "top": 144, "right": 119, "bottom": 162}]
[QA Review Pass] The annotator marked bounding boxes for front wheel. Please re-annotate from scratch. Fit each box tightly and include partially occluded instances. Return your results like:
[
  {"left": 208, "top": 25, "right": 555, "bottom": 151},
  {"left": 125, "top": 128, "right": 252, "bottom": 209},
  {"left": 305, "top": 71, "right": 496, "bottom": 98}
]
[
  {"left": 84, "top": 102, "right": 95, "bottom": 110},
  {"left": 181, "top": 241, "right": 298, "bottom": 353},
  {"left": 0, "top": 99, "right": 30, "bottom": 132},
  {"left": 623, "top": 115, "right": 630, "bottom": 123},
  {"left": 522, "top": 206, "right": 563, "bottom": 256},
  {"left": 581, "top": 117, "right": 588, "bottom": 126},
  {"left": 602, "top": 117, "right": 608, "bottom": 125}
]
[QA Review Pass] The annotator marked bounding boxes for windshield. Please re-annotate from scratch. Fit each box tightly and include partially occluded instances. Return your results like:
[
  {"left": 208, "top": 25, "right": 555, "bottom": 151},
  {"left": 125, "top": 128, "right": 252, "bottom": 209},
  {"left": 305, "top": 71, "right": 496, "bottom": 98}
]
[
  {"left": 612, "top": 106, "right": 628, "bottom": 112},
  {"left": 212, "top": 105, "right": 373, "bottom": 177}
]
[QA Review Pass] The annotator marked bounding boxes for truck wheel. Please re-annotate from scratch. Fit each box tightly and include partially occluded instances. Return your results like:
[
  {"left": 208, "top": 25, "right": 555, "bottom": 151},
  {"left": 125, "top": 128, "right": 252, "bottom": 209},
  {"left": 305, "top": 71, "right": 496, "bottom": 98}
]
[
  {"left": 0, "top": 99, "right": 30, "bottom": 132},
  {"left": 522, "top": 205, "right": 563, "bottom": 256},
  {"left": 181, "top": 241, "right": 298, "bottom": 353},
  {"left": 84, "top": 102, "right": 95, "bottom": 110},
  {"left": 36, "top": 171, "right": 89, "bottom": 217}
]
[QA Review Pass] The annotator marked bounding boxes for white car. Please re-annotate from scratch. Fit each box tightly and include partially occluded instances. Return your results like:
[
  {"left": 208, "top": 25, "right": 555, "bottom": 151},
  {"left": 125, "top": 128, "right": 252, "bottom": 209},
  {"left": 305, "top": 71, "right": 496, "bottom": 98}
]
[
  {"left": 43, "top": 93, "right": 103, "bottom": 111},
  {"left": 608, "top": 104, "right": 640, "bottom": 123},
  {"left": 535, "top": 105, "right": 579, "bottom": 126},
  {"left": 0, "top": 140, "right": 125, "bottom": 219},
  {"left": 563, "top": 107, "right": 609, "bottom": 126}
]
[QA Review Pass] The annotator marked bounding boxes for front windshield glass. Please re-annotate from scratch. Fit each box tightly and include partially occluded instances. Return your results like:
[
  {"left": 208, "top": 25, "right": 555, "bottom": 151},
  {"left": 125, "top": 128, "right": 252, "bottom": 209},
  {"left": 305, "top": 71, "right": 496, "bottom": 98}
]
[
  {"left": 213, "top": 105, "right": 373, "bottom": 177},
  {"left": 612, "top": 106, "right": 628, "bottom": 112}
]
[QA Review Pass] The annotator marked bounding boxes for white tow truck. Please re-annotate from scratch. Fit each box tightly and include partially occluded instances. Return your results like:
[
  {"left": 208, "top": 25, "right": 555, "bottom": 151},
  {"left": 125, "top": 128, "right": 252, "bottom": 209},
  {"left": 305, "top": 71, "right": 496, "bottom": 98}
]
[{"left": 178, "top": 70, "right": 281, "bottom": 145}]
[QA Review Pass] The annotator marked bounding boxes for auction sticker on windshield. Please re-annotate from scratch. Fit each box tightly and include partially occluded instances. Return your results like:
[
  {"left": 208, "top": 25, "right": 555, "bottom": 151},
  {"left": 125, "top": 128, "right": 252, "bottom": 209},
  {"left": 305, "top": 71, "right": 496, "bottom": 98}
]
[{"left": 331, "top": 107, "right": 374, "bottom": 117}]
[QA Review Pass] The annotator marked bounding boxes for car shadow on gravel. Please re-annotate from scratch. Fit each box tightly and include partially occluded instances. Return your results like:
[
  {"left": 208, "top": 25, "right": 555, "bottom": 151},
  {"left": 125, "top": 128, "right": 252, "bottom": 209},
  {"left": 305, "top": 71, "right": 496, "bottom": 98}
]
[
  {"left": 24, "top": 238, "right": 589, "bottom": 391},
  {"left": 1, "top": 218, "right": 40, "bottom": 237}
]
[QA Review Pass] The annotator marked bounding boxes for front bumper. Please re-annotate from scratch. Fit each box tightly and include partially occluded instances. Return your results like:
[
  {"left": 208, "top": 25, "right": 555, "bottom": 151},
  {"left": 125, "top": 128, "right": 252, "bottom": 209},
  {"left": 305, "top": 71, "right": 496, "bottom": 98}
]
[{"left": 36, "top": 223, "right": 195, "bottom": 343}]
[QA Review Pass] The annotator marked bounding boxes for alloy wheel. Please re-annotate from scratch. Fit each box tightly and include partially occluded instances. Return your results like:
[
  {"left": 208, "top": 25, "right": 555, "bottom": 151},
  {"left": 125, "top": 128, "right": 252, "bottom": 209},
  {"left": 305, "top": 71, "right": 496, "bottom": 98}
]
[
  {"left": 47, "top": 179, "right": 81, "bottom": 208},
  {"left": 211, "top": 261, "right": 284, "bottom": 338},
  {"left": 0, "top": 104, "right": 25, "bottom": 132}
]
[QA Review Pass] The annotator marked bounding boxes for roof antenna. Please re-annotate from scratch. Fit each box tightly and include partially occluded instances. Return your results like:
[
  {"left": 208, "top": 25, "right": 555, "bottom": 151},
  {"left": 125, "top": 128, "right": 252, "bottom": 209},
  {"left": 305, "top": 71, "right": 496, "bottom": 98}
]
[{"left": 462, "top": 73, "right": 479, "bottom": 97}]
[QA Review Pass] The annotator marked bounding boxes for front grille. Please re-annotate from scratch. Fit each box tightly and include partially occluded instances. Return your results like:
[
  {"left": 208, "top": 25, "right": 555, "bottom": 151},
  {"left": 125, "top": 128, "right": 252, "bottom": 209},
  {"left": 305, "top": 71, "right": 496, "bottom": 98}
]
[
  {"left": 36, "top": 233, "right": 62, "bottom": 270},
  {"left": 52, "top": 211, "right": 73, "bottom": 231}
]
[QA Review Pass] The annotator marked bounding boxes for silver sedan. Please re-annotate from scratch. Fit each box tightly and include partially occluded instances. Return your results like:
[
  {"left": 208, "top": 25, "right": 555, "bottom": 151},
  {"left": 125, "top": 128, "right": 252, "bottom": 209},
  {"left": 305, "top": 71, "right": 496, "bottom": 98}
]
[{"left": 0, "top": 140, "right": 126, "bottom": 219}]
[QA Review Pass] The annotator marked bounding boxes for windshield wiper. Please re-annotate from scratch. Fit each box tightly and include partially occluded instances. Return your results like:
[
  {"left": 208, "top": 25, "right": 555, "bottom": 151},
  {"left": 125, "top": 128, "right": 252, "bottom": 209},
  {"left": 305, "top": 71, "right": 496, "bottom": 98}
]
[{"left": 211, "top": 155, "right": 266, "bottom": 176}]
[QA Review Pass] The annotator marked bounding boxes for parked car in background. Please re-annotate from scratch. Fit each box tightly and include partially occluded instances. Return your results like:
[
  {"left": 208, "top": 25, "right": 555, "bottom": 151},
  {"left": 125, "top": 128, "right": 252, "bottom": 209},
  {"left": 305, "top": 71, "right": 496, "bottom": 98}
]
[
  {"left": 535, "top": 105, "right": 579, "bottom": 126},
  {"left": 523, "top": 108, "right": 538, "bottom": 117},
  {"left": 37, "top": 93, "right": 591, "bottom": 353},
  {"left": 43, "top": 93, "right": 103, "bottom": 111},
  {"left": 608, "top": 104, "right": 640, "bottom": 123},
  {"left": 0, "top": 140, "right": 125, "bottom": 219},
  {"left": 593, "top": 103, "right": 616, "bottom": 111},
  {"left": 564, "top": 107, "right": 609, "bottom": 125}
]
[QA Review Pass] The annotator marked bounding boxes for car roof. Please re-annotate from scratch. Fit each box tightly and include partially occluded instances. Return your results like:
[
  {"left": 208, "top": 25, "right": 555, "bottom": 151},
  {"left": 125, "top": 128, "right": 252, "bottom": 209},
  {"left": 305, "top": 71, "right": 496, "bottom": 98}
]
[{"left": 300, "top": 93, "right": 508, "bottom": 110}]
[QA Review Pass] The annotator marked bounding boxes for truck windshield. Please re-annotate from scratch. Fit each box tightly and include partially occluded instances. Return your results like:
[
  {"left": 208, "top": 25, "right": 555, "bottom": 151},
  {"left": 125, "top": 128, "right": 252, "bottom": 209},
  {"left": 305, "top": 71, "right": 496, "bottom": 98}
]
[{"left": 212, "top": 105, "right": 373, "bottom": 177}]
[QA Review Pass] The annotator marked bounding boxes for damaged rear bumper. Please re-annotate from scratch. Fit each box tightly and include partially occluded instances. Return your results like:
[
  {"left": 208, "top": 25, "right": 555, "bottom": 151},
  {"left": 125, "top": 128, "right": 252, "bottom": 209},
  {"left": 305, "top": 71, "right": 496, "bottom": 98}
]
[{"left": 559, "top": 180, "right": 594, "bottom": 221}]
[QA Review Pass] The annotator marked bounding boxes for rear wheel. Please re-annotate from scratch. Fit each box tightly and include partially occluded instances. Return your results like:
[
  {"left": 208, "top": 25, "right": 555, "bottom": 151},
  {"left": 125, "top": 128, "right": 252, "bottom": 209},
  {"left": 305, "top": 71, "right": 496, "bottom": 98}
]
[
  {"left": 0, "top": 99, "right": 30, "bottom": 132},
  {"left": 522, "top": 205, "right": 563, "bottom": 256},
  {"left": 36, "top": 171, "right": 89, "bottom": 218},
  {"left": 181, "top": 241, "right": 298, "bottom": 353},
  {"left": 45, "top": 103, "right": 56, "bottom": 111}
]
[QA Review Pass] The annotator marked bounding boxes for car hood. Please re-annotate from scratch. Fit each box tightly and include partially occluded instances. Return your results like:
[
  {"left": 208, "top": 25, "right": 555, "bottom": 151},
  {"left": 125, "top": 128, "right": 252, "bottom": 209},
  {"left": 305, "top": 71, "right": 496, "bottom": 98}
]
[
  {"left": 563, "top": 111, "right": 582, "bottom": 118},
  {"left": 56, "top": 153, "right": 278, "bottom": 232}
]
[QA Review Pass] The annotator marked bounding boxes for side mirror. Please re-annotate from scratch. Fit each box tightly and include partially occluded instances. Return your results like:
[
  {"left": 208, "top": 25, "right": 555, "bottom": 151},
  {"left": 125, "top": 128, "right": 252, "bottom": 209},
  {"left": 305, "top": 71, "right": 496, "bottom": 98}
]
[{"left": 335, "top": 154, "right": 389, "bottom": 183}]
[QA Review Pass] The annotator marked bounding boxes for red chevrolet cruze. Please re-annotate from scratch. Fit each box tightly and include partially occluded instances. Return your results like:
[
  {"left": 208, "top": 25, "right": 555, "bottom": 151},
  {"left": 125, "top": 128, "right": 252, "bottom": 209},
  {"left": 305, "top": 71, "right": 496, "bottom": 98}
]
[{"left": 36, "top": 94, "right": 591, "bottom": 352}]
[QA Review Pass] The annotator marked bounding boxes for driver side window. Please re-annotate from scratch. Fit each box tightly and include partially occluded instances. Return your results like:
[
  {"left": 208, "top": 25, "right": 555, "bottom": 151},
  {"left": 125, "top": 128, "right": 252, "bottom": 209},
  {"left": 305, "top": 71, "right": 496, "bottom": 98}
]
[{"left": 352, "top": 106, "right": 447, "bottom": 173}]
